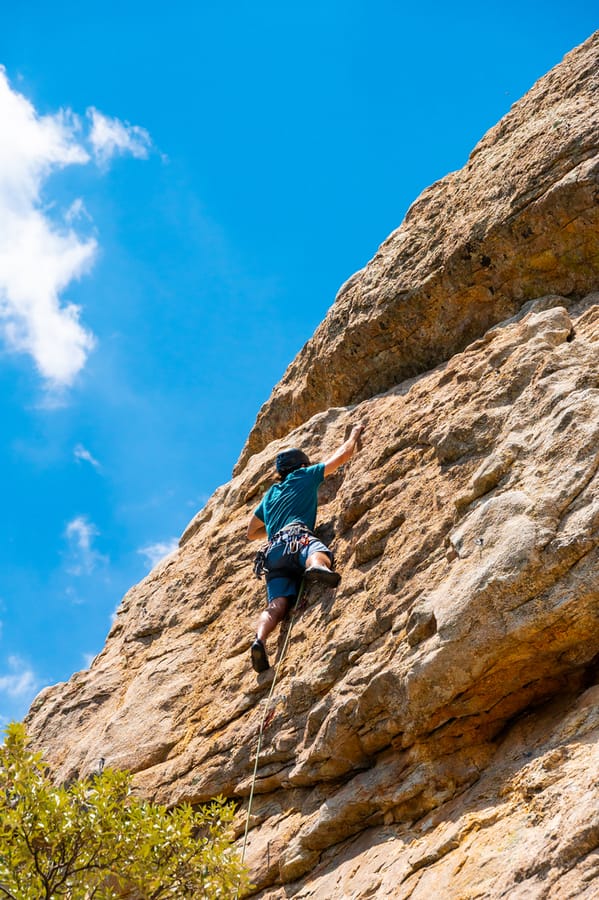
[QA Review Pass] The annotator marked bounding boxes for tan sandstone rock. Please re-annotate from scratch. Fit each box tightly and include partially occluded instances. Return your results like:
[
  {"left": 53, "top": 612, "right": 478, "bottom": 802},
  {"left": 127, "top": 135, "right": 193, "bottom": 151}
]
[
  {"left": 26, "top": 32, "right": 599, "bottom": 900},
  {"left": 235, "top": 31, "right": 599, "bottom": 475}
]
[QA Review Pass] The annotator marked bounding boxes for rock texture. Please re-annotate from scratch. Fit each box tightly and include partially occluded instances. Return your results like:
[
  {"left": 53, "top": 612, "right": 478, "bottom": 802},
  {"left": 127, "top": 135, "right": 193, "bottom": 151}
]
[
  {"left": 27, "top": 33, "right": 599, "bottom": 899},
  {"left": 235, "top": 31, "right": 599, "bottom": 475}
]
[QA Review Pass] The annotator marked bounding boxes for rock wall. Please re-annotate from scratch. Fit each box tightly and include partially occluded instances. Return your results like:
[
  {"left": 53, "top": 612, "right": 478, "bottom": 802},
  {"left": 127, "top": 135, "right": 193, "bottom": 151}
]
[
  {"left": 235, "top": 30, "right": 599, "bottom": 475},
  {"left": 27, "top": 32, "right": 599, "bottom": 899}
]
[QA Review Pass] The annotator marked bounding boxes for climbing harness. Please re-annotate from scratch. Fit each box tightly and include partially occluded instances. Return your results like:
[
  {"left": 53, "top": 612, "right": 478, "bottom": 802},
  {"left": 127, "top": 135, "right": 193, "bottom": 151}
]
[
  {"left": 236, "top": 576, "right": 307, "bottom": 895},
  {"left": 253, "top": 522, "right": 314, "bottom": 579}
]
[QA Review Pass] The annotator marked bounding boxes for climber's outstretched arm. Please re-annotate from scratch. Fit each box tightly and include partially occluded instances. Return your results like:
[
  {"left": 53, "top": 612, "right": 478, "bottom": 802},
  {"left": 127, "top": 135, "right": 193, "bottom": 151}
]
[{"left": 323, "top": 424, "right": 365, "bottom": 477}]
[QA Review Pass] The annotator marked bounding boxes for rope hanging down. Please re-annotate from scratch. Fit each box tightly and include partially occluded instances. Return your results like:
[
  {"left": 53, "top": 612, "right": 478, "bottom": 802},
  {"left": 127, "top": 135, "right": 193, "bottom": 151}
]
[{"left": 236, "top": 577, "right": 306, "bottom": 896}]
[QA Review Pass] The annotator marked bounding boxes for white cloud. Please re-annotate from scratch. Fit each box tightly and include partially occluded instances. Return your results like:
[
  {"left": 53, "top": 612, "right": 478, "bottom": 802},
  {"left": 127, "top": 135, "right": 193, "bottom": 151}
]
[
  {"left": 64, "top": 197, "right": 92, "bottom": 225},
  {"left": 138, "top": 538, "right": 179, "bottom": 570},
  {"left": 0, "top": 67, "right": 152, "bottom": 387},
  {"left": 88, "top": 107, "right": 152, "bottom": 165},
  {"left": 65, "top": 515, "right": 107, "bottom": 575},
  {"left": 0, "top": 656, "right": 38, "bottom": 699},
  {"left": 0, "top": 69, "right": 96, "bottom": 386},
  {"left": 74, "top": 442, "right": 101, "bottom": 469}
]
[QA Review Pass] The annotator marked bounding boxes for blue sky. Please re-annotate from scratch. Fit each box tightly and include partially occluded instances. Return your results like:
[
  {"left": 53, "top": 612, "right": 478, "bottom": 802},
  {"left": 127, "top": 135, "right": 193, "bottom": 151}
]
[{"left": 0, "top": 2, "right": 596, "bottom": 723}]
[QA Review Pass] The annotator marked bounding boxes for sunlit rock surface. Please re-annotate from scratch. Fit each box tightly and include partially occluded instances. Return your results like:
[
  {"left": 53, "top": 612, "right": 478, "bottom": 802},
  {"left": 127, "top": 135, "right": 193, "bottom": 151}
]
[
  {"left": 27, "top": 32, "right": 599, "bottom": 899},
  {"left": 235, "top": 31, "right": 599, "bottom": 475}
]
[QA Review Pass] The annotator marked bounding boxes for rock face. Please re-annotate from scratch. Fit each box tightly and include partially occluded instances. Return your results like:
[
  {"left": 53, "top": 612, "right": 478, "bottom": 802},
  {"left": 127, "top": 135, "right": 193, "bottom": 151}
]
[
  {"left": 235, "top": 31, "right": 599, "bottom": 475},
  {"left": 27, "top": 33, "right": 599, "bottom": 899}
]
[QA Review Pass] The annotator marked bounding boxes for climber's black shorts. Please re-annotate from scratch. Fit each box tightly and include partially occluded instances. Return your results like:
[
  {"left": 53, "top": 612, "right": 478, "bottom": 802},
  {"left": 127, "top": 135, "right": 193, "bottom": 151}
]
[{"left": 265, "top": 537, "right": 332, "bottom": 604}]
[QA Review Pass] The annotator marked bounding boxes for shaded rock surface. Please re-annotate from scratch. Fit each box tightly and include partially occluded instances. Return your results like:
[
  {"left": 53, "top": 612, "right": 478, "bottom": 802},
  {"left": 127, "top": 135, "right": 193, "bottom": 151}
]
[{"left": 27, "top": 33, "right": 599, "bottom": 899}]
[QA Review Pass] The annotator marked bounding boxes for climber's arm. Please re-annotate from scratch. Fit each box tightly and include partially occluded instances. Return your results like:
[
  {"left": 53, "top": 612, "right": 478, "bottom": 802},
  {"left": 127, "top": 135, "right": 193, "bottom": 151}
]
[
  {"left": 247, "top": 515, "right": 267, "bottom": 541},
  {"left": 323, "top": 424, "right": 365, "bottom": 477}
]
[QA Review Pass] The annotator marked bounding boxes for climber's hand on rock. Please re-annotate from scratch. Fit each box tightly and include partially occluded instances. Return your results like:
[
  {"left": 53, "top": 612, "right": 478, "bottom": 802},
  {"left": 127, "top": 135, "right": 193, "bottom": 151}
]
[{"left": 351, "top": 423, "right": 365, "bottom": 448}]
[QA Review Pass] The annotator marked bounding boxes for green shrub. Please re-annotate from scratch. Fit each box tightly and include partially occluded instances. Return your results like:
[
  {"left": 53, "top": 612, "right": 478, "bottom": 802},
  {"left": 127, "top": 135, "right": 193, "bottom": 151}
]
[{"left": 0, "top": 722, "right": 249, "bottom": 899}]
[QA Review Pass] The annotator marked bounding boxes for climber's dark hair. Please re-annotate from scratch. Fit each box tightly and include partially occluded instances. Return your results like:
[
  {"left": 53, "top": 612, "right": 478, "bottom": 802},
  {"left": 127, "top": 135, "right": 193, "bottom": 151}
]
[{"left": 276, "top": 448, "right": 310, "bottom": 480}]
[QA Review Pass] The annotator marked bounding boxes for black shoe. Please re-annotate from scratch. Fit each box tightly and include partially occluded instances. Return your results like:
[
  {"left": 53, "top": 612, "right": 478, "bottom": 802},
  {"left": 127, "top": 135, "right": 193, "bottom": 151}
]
[
  {"left": 304, "top": 566, "right": 341, "bottom": 588},
  {"left": 251, "top": 639, "right": 270, "bottom": 673}
]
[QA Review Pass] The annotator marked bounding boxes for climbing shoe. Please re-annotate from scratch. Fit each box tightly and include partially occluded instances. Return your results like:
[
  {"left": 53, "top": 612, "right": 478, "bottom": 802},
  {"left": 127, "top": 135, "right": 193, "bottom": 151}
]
[
  {"left": 304, "top": 566, "right": 341, "bottom": 588},
  {"left": 251, "top": 639, "right": 270, "bottom": 673}
]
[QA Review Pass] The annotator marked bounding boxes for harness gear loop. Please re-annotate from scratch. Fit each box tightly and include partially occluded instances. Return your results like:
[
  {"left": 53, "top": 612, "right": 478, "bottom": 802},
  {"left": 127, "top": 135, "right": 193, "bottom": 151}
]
[{"left": 236, "top": 577, "right": 306, "bottom": 895}]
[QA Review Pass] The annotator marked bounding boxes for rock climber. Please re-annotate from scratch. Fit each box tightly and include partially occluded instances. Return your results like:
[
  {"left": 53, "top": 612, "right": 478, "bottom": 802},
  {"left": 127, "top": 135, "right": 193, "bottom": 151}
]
[{"left": 247, "top": 424, "right": 365, "bottom": 673}]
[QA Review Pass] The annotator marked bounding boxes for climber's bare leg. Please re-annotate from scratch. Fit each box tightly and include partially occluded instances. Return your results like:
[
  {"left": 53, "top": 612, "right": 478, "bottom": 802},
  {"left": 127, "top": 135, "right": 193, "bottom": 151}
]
[
  {"left": 305, "top": 551, "right": 333, "bottom": 572},
  {"left": 256, "top": 596, "right": 290, "bottom": 643},
  {"left": 304, "top": 550, "right": 340, "bottom": 587}
]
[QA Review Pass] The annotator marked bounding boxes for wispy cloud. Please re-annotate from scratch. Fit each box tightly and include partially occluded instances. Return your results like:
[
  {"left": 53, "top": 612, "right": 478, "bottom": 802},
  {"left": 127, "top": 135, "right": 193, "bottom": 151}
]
[
  {"left": 0, "top": 67, "right": 152, "bottom": 388},
  {"left": 74, "top": 442, "right": 101, "bottom": 470},
  {"left": 64, "top": 197, "right": 93, "bottom": 225},
  {"left": 138, "top": 538, "right": 179, "bottom": 570},
  {"left": 0, "top": 656, "right": 38, "bottom": 699},
  {"left": 88, "top": 108, "right": 152, "bottom": 166},
  {"left": 82, "top": 651, "right": 97, "bottom": 669},
  {"left": 65, "top": 515, "right": 107, "bottom": 575}
]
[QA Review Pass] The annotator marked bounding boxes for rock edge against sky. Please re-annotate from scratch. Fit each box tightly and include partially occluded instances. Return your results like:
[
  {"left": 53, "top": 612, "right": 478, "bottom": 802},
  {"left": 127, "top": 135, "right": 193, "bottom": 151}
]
[{"left": 27, "top": 31, "right": 599, "bottom": 899}]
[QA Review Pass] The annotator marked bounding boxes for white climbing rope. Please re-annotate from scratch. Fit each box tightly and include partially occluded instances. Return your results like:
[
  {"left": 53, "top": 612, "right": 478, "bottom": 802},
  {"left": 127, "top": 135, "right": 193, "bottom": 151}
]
[{"left": 235, "top": 578, "right": 306, "bottom": 897}]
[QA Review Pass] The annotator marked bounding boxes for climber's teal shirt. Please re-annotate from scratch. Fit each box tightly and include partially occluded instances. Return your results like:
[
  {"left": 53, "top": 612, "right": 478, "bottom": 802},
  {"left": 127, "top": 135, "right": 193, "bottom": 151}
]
[{"left": 254, "top": 463, "right": 325, "bottom": 539}]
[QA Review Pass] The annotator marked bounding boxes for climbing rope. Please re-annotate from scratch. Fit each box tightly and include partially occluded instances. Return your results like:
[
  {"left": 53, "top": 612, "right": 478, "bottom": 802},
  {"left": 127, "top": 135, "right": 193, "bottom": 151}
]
[{"left": 236, "top": 577, "right": 306, "bottom": 895}]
